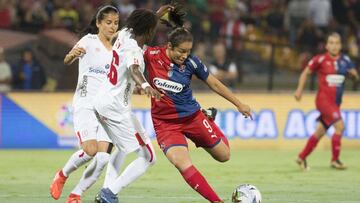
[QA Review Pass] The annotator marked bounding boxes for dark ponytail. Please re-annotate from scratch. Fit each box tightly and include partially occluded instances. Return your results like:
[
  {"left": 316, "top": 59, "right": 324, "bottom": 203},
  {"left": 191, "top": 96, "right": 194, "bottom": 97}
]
[
  {"left": 80, "top": 5, "right": 119, "bottom": 37},
  {"left": 160, "top": 1, "right": 186, "bottom": 29}
]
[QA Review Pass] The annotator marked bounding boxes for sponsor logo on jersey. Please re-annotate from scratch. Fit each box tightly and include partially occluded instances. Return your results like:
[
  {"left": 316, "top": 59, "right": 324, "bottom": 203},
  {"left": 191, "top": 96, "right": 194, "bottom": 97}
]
[
  {"left": 89, "top": 67, "right": 106, "bottom": 74},
  {"left": 326, "top": 74, "right": 345, "bottom": 87},
  {"left": 150, "top": 50, "right": 160, "bottom": 55},
  {"left": 153, "top": 77, "right": 183, "bottom": 93}
]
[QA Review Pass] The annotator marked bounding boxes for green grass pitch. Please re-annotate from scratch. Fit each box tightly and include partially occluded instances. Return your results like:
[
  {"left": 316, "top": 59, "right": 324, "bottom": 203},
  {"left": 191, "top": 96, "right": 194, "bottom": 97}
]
[{"left": 0, "top": 148, "right": 359, "bottom": 203}]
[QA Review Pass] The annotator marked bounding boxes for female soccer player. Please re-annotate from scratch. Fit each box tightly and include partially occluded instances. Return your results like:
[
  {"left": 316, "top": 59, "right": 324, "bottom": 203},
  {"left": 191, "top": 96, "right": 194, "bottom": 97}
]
[
  {"left": 93, "top": 7, "right": 172, "bottom": 203},
  {"left": 50, "top": 5, "right": 122, "bottom": 203},
  {"left": 143, "top": 27, "right": 252, "bottom": 203},
  {"left": 295, "top": 32, "right": 359, "bottom": 171}
]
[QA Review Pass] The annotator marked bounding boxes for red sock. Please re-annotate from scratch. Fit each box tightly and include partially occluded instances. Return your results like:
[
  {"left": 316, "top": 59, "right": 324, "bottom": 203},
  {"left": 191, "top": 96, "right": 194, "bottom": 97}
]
[
  {"left": 299, "top": 134, "right": 319, "bottom": 160},
  {"left": 331, "top": 134, "right": 341, "bottom": 161},
  {"left": 181, "top": 165, "right": 221, "bottom": 202}
]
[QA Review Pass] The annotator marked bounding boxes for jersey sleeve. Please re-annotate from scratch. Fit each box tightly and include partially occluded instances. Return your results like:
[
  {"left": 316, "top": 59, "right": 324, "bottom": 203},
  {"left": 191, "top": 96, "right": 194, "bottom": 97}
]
[
  {"left": 344, "top": 55, "right": 356, "bottom": 70},
  {"left": 189, "top": 56, "right": 209, "bottom": 81},
  {"left": 307, "top": 55, "right": 321, "bottom": 72},
  {"left": 125, "top": 48, "right": 143, "bottom": 70},
  {"left": 74, "top": 35, "right": 88, "bottom": 50}
]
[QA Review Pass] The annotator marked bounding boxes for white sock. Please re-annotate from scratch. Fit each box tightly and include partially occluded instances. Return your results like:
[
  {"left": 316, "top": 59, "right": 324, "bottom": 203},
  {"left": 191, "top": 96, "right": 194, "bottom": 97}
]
[
  {"left": 109, "top": 143, "right": 156, "bottom": 194},
  {"left": 103, "top": 148, "right": 126, "bottom": 188},
  {"left": 62, "top": 150, "right": 92, "bottom": 177},
  {"left": 71, "top": 152, "right": 110, "bottom": 195}
]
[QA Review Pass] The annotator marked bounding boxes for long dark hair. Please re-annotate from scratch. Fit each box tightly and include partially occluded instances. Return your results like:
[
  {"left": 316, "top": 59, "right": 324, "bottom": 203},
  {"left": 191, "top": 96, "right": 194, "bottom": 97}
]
[
  {"left": 168, "top": 27, "right": 193, "bottom": 47},
  {"left": 125, "top": 9, "right": 158, "bottom": 37},
  {"left": 80, "top": 5, "right": 119, "bottom": 37}
]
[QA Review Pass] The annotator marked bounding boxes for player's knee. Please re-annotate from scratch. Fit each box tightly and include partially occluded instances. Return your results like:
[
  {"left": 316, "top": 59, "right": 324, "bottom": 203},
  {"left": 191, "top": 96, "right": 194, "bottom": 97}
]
[
  {"left": 83, "top": 146, "right": 98, "bottom": 157},
  {"left": 217, "top": 150, "right": 230, "bottom": 163},
  {"left": 336, "top": 126, "right": 345, "bottom": 134}
]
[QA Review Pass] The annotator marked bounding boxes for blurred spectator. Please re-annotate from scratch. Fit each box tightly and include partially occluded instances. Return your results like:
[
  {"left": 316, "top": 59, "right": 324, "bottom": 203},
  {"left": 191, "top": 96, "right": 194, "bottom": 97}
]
[
  {"left": 0, "top": 0, "right": 16, "bottom": 28},
  {"left": 209, "top": 42, "right": 239, "bottom": 88},
  {"left": 12, "top": 49, "right": 46, "bottom": 90},
  {"left": 0, "top": 48, "right": 12, "bottom": 92},
  {"left": 265, "top": 1, "right": 286, "bottom": 42},
  {"left": 308, "top": 0, "right": 332, "bottom": 34},
  {"left": 24, "top": 0, "right": 49, "bottom": 33},
  {"left": 207, "top": 0, "right": 226, "bottom": 40},
  {"left": 117, "top": 0, "right": 136, "bottom": 19},
  {"left": 297, "top": 19, "right": 322, "bottom": 51},
  {"left": 220, "top": 7, "right": 246, "bottom": 55},
  {"left": 52, "top": 0, "right": 79, "bottom": 31},
  {"left": 187, "top": 0, "right": 208, "bottom": 41},
  {"left": 285, "top": 0, "right": 309, "bottom": 46}
]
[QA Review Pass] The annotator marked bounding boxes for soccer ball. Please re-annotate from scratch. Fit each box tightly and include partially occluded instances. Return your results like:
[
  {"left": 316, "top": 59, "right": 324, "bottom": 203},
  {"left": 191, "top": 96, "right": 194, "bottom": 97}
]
[{"left": 232, "top": 184, "right": 262, "bottom": 203}]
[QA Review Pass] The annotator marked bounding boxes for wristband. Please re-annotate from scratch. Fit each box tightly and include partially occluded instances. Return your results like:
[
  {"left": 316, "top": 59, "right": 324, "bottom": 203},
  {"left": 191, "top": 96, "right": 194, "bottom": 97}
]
[{"left": 141, "top": 82, "right": 150, "bottom": 90}]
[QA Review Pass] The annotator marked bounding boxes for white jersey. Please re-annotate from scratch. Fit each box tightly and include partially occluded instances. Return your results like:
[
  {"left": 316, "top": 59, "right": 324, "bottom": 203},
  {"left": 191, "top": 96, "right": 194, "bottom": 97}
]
[
  {"left": 72, "top": 34, "right": 112, "bottom": 111},
  {"left": 94, "top": 29, "right": 145, "bottom": 121}
]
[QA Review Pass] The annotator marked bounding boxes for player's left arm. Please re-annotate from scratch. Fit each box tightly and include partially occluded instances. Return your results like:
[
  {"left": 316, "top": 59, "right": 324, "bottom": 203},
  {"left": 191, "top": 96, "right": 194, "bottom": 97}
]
[
  {"left": 348, "top": 68, "right": 360, "bottom": 81},
  {"left": 205, "top": 74, "right": 252, "bottom": 119}
]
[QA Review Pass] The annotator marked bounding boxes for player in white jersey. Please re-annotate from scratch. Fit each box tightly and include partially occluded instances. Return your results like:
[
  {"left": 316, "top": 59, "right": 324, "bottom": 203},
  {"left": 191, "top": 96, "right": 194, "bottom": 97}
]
[
  {"left": 93, "top": 7, "right": 171, "bottom": 203},
  {"left": 50, "top": 5, "right": 123, "bottom": 203}
]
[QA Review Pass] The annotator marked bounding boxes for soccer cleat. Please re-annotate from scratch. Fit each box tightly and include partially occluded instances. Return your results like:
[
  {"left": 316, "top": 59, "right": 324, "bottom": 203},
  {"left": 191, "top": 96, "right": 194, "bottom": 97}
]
[
  {"left": 94, "top": 188, "right": 118, "bottom": 203},
  {"left": 66, "top": 193, "right": 82, "bottom": 203},
  {"left": 296, "top": 157, "right": 310, "bottom": 171},
  {"left": 50, "top": 170, "right": 67, "bottom": 200},
  {"left": 202, "top": 107, "right": 218, "bottom": 121},
  {"left": 331, "top": 160, "right": 347, "bottom": 170}
]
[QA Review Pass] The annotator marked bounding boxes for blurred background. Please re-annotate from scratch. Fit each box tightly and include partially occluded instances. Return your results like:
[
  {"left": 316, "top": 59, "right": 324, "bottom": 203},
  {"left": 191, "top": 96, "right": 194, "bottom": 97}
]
[
  {"left": 1, "top": 0, "right": 360, "bottom": 92},
  {"left": 0, "top": 0, "right": 360, "bottom": 149}
]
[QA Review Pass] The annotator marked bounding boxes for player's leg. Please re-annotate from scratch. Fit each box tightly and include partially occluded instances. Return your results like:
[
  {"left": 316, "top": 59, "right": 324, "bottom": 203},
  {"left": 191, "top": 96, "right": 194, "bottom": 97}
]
[
  {"left": 296, "top": 121, "right": 326, "bottom": 170},
  {"left": 103, "top": 148, "right": 126, "bottom": 188},
  {"left": 96, "top": 113, "right": 155, "bottom": 202},
  {"left": 50, "top": 109, "right": 97, "bottom": 200},
  {"left": 186, "top": 111, "right": 230, "bottom": 162},
  {"left": 67, "top": 139, "right": 114, "bottom": 202},
  {"left": 165, "top": 146, "right": 223, "bottom": 203},
  {"left": 331, "top": 119, "right": 346, "bottom": 169}
]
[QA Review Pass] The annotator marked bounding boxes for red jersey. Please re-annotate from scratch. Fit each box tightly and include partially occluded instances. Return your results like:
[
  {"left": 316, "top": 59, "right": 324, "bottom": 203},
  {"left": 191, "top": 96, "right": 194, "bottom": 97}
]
[
  {"left": 144, "top": 46, "right": 209, "bottom": 120},
  {"left": 308, "top": 53, "right": 355, "bottom": 106}
]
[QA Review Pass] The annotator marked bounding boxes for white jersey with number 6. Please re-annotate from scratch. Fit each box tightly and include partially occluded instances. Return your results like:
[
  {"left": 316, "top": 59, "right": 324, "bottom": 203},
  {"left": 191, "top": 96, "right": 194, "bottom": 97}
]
[
  {"left": 73, "top": 34, "right": 112, "bottom": 111},
  {"left": 94, "top": 28, "right": 145, "bottom": 121}
]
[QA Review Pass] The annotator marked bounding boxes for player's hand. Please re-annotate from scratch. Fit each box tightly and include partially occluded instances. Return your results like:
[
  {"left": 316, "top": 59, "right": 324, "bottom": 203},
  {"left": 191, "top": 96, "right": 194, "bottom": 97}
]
[
  {"left": 294, "top": 89, "right": 302, "bottom": 101},
  {"left": 144, "top": 86, "right": 163, "bottom": 101},
  {"left": 156, "top": 5, "right": 174, "bottom": 18},
  {"left": 133, "top": 85, "right": 145, "bottom": 95},
  {"left": 237, "top": 103, "right": 252, "bottom": 120},
  {"left": 69, "top": 47, "right": 86, "bottom": 58}
]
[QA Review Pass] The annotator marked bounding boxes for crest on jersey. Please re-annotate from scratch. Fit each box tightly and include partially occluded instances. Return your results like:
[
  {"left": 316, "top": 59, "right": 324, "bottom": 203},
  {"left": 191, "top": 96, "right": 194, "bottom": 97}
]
[
  {"left": 179, "top": 64, "right": 186, "bottom": 73},
  {"left": 167, "top": 70, "right": 173, "bottom": 77}
]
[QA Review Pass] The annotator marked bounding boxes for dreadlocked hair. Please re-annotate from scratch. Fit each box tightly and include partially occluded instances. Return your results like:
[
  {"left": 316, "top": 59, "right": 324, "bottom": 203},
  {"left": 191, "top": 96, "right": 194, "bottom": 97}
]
[{"left": 125, "top": 8, "right": 158, "bottom": 37}]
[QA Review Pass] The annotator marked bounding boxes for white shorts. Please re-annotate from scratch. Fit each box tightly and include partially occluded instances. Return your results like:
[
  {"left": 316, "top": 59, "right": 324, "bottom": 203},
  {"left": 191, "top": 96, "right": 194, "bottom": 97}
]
[
  {"left": 73, "top": 108, "right": 111, "bottom": 143},
  {"left": 97, "top": 111, "right": 150, "bottom": 154}
]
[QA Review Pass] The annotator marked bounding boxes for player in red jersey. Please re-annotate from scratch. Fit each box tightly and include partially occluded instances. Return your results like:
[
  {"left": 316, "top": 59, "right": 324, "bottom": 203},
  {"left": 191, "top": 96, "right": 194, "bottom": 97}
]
[
  {"left": 144, "top": 26, "right": 251, "bottom": 202},
  {"left": 294, "top": 33, "right": 359, "bottom": 170}
]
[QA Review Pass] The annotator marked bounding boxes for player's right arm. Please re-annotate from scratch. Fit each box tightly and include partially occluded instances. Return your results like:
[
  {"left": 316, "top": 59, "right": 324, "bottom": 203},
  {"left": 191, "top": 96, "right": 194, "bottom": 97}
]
[
  {"left": 64, "top": 46, "right": 86, "bottom": 65},
  {"left": 294, "top": 66, "right": 312, "bottom": 101},
  {"left": 129, "top": 64, "right": 162, "bottom": 100}
]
